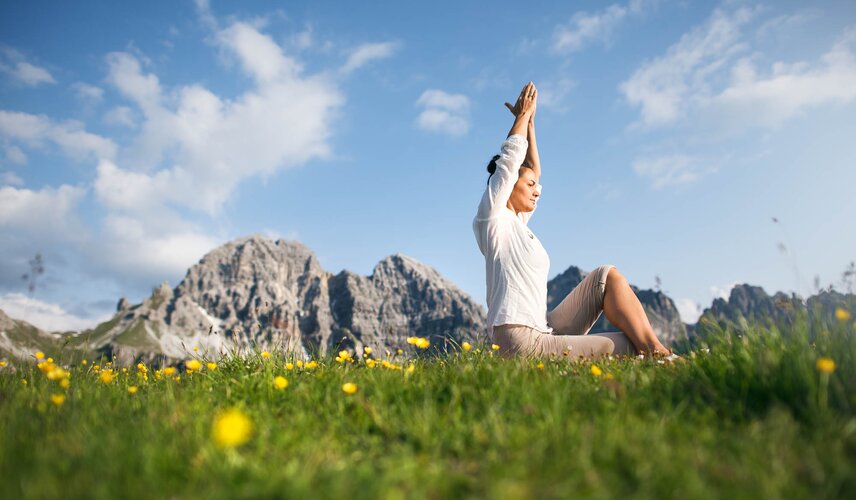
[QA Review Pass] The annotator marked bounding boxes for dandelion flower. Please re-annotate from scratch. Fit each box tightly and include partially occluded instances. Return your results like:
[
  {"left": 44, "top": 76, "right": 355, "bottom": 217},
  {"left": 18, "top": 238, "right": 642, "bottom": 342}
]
[
  {"left": 415, "top": 338, "right": 430, "bottom": 349},
  {"left": 366, "top": 359, "right": 376, "bottom": 368},
  {"left": 285, "top": 362, "right": 294, "bottom": 370},
  {"left": 51, "top": 394, "right": 65, "bottom": 406},
  {"left": 396, "top": 348, "right": 403, "bottom": 355},
  {"left": 186, "top": 359, "right": 202, "bottom": 371},
  {"left": 81, "top": 359, "right": 87, "bottom": 365},
  {"left": 0, "top": 360, "right": 6, "bottom": 368},
  {"left": 305, "top": 360, "right": 318, "bottom": 369},
  {"left": 462, "top": 342, "right": 472, "bottom": 352},
  {"left": 339, "top": 350, "right": 351, "bottom": 361},
  {"left": 207, "top": 362, "right": 218, "bottom": 371},
  {"left": 364, "top": 346, "right": 373, "bottom": 355},
  {"left": 35, "top": 351, "right": 44, "bottom": 360},
  {"left": 342, "top": 382, "right": 358, "bottom": 395},
  {"left": 128, "top": 386, "right": 138, "bottom": 394},
  {"left": 406, "top": 337, "right": 418, "bottom": 345},
  {"left": 261, "top": 351, "right": 271, "bottom": 359},
  {"left": 591, "top": 365, "right": 602, "bottom": 377},
  {"left": 273, "top": 376, "right": 289, "bottom": 390},
  {"left": 816, "top": 357, "right": 836, "bottom": 374},
  {"left": 100, "top": 369, "right": 114, "bottom": 384},
  {"left": 163, "top": 367, "right": 176, "bottom": 376},
  {"left": 296, "top": 360, "right": 304, "bottom": 368},
  {"left": 835, "top": 308, "right": 851, "bottom": 322},
  {"left": 536, "top": 362, "right": 545, "bottom": 370},
  {"left": 60, "top": 379, "right": 70, "bottom": 389},
  {"left": 491, "top": 344, "right": 500, "bottom": 351},
  {"left": 211, "top": 408, "right": 253, "bottom": 448}
]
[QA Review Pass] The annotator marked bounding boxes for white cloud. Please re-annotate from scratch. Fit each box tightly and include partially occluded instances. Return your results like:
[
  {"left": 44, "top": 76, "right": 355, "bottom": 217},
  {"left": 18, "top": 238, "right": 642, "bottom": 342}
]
[
  {"left": 710, "top": 32, "right": 856, "bottom": 128},
  {"left": 103, "top": 106, "right": 136, "bottom": 128},
  {"left": 632, "top": 154, "right": 717, "bottom": 189},
  {"left": 0, "top": 48, "right": 56, "bottom": 87},
  {"left": 621, "top": 9, "right": 856, "bottom": 130},
  {"left": 674, "top": 297, "right": 703, "bottom": 324},
  {"left": 340, "top": 42, "right": 399, "bottom": 74},
  {"left": 0, "top": 110, "right": 117, "bottom": 162},
  {"left": 72, "top": 82, "right": 104, "bottom": 101},
  {"left": 553, "top": 0, "right": 651, "bottom": 53},
  {"left": 537, "top": 78, "right": 575, "bottom": 111},
  {"left": 1, "top": 171, "right": 22, "bottom": 186},
  {"left": 620, "top": 7, "right": 755, "bottom": 126},
  {"left": 0, "top": 293, "right": 107, "bottom": 331},
  {"left": 4, "top": 145, "right": 26, "bottom": 165},
  {"left": 415, "top": 90, "right": 471, "bottom": 136},
  {"left": 217, "top": 22, "right": 302, "bottom": 84},
  {"left": 0, "top": 184, "right": 86, "bottom": 234}
]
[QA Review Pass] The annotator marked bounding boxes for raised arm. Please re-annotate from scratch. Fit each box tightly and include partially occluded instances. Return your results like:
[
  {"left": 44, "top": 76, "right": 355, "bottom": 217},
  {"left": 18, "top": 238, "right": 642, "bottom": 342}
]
[{"left": 526, "top": 113, "right": 541, "bottom": 180}]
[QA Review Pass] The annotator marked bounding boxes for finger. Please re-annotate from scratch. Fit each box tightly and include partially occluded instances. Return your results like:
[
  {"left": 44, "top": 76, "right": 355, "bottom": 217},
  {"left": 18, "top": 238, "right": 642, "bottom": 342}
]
[{"left": 504, "top": 102, "right": 515, "bottom": 113}]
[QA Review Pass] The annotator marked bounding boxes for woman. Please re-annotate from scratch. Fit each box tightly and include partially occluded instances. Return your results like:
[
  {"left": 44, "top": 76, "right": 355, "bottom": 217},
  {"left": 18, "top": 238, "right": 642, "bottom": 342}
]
[{"left": 472, "top": 82, "right": 673, "bottom": 360}]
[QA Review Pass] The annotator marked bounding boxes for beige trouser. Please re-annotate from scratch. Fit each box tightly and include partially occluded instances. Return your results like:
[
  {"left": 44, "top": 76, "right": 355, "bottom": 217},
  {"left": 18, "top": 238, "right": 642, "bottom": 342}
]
[{"left": 493, "top": 265, "right": 636, "bottom": 360}]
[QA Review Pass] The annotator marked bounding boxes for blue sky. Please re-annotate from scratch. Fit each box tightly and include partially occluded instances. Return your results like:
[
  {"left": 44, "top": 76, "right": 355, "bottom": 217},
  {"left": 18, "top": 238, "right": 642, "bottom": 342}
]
[{"left": 1, "top": 0, "right": 855, "bottom": 331}]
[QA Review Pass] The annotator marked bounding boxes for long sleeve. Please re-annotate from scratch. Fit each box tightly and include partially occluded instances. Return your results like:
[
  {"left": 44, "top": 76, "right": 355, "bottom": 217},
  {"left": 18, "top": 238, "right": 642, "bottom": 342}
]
[{"left": 475, "top": 134, "right": 528, "bottom": 220}]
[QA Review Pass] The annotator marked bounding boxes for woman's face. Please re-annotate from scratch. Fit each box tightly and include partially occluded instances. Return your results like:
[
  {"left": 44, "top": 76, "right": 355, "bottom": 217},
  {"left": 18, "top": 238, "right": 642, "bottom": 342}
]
[{"left": 507, "top": 167, "right": 540, "bottom": 213}]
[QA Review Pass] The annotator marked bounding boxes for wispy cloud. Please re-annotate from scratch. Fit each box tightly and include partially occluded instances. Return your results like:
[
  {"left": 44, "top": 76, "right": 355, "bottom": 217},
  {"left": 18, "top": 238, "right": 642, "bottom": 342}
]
[
  {"left": 553, "top": 0, "right": 653, "bottom": 53},
  {"left": 0, "top": 293, "right": 109, "bottom": 331},
  {"left": 415, "top": 90, "right": 470, "bottom": 137},
  {"left": 340, "top": 42, "right": 399, "bottom": 75},
  {"left": 0, "top": 110, "right": 117, "bottom": 162},
  {"left": 632, "top": 154, "right": 717, "bottom": 189},
  {"left": 0, "top": 47, "right": 56, "bottom": 87}
]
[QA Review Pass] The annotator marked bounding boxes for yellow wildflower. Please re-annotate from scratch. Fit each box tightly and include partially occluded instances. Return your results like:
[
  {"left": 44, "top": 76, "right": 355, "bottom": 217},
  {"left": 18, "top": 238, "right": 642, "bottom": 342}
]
[
  {"left": 137, "top": 363, "right": 147, "bottom": 372},
  {"left": 405, "top": 364, "right": 416, "bottom": 374},
  {"left": 207, "top": 362, "right": 218, "bottom": 371},
  {"left": 396, "top": 348, "right": 403, "bottom": 355},
  {"left": 22, "top": 379, "right": 27, "bottom": 385},
  {"left": 835, "top": 308, "right": 851, "bottom": 322},
  {"left": 60, "top": 378, "right": 70, "bottom": 389},
  {"left": 0, "top": 360, "right": 6, "bottom": 367},
  {"left": 415, "top": 338, "right": 430, "bottom": 349},
  {"left": 211, "top": 408, "right": 253, "bottom": 448},
  {"left": 81, "top": 359, "right": 87, "bottom": 365},
  {"left": 406, "top": 337, "right": 418, "bottom": 345},
  {"left": 273, "top": 376, "right": 289, "bottom": 390},
  {"left": 285, "top": 362, "right": 294, "bottom": 370},
  {"left": 128, "top": 386, "right": 138, "bottom": 394},
  {"left": 491, "top": 344, "right": 500, "bottom": 351},
  {"left": 51, "top": 394, "right": 65, "bottom": 406},
  {"left": 296, "top": 360, "right": 304, "bottom": 368},
  {"left": 261, "top": 351, "right": 271, "bottom": 359},
  {"left": 47, "top": 367, "right": 67, "bottom": 381},
  {"left": 342, "top": 382, "right": 358, "bottom": 395},
  {"left": 186, "top": 359, "right": 202, "bottom": 371},
  {"left": 339, "top": 350, "right": 351, "bottom": 361},
  {"left": 462, "top": 342, "right": 472, "bottom": 352},
  {"left": 100, "top": 369, "right": 114, "bottom": 384},
  {"left": 175, "top": 376, "right": 181, "bottom": 382},
  {"left": 35, "top": 351, "right": 44, "bottom": 360},
  {"left": 536, "top": 362, "right": 545, "bottom": 370},
  {"left": 163, "top": 367, "right": 176, "bottom": 376},
  {"left": 816, "top": 357, "right": 836, "bottom": 374},
  {"left": 604, "top": 373, "right": 615, "bottom": 381},
  {"left": 305, "top": 360, "right": 318, "bottom": 369},
  {"left": 591, "top": 365, "right": 603, "bottom": 377},
  {"left": 366, "top": 359, "right": 376, "bottom": 368},
  {"left": 193, "top": 346, "right": 199, "bottom": 352},
  {"left": 364, "top": 346, "right": 373, "bottom": 355}
]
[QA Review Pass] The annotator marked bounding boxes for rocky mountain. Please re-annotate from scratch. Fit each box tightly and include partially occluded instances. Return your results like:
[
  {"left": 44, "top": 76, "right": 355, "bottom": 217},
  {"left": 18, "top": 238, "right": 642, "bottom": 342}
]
[
  {"left": 547, "top": 266, "right": 688, "bottom": 346},
  {"left": 1, "top": 236, "right": 488, "bottom": 365},
  {"left": 694, "top": 284, "right": 856, "bottom": 341}
]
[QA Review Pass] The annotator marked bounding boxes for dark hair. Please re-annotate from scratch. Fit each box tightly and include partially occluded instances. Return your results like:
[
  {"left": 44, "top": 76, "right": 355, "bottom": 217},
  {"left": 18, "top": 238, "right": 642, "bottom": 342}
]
[{"left": 486, "top": 154, "right": 531, "bottom": 185}]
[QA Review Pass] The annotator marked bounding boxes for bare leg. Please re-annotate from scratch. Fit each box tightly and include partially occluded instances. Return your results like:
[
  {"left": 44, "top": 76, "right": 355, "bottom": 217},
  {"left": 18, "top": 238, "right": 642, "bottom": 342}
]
[{"left": 601, "top": 268, "right": 670, "bottom": 355}]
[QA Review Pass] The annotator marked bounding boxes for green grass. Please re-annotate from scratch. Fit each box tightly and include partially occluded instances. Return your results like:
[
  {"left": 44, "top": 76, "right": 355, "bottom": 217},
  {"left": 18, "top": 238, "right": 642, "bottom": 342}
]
[{"left": 1, "top": 317, "right": 854, "bottom": 499}]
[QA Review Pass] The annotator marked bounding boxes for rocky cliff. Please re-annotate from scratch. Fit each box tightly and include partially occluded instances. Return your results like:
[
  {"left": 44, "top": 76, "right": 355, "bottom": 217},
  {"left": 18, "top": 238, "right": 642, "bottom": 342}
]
[{"left": 0, "top": 236, "right": 488, "bottom": 365}]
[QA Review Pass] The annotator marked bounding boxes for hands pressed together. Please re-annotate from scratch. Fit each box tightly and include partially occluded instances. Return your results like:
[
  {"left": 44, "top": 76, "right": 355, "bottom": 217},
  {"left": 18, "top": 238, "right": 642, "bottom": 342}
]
[{"left": 505, "top": 81, "right": 537, "bottom": 123}]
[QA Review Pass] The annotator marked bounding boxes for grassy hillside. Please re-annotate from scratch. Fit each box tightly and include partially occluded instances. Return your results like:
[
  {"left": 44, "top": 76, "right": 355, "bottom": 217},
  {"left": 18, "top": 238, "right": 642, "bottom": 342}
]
[{"left": 0, "top": 312, "right": 854, "bottom": 499}]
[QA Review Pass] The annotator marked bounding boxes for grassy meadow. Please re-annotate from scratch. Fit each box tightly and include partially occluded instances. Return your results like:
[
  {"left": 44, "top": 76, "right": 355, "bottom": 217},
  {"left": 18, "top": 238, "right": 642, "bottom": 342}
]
[{"left": 1, "top": 312, "right": 855, "bottom": 499}]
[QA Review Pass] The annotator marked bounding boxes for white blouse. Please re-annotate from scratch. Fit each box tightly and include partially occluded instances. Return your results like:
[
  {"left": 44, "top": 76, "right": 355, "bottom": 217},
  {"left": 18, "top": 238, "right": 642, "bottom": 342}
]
[{"left": 472, "top": 134, "right": 552, "bottom": 334}]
